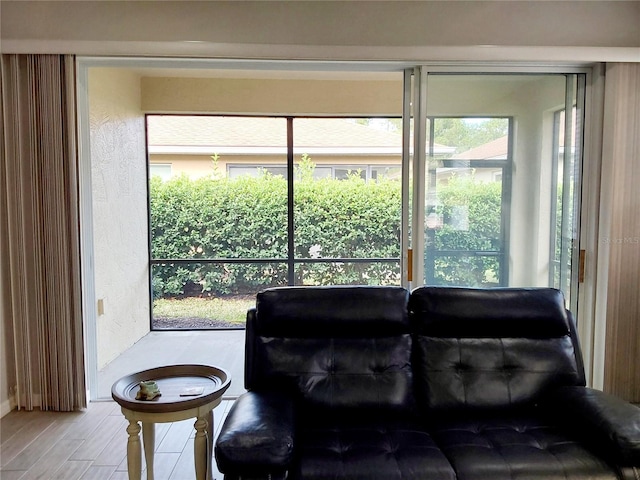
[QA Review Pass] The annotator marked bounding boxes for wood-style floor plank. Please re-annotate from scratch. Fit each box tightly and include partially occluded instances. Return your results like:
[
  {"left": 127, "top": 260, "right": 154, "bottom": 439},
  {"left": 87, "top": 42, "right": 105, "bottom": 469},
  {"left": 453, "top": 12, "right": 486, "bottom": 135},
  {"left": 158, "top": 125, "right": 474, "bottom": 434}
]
[
  {"left": 70, "top": 416, "right": 126, "bottom": 461},
  {"left": 168, "top": 445, "right": 195, "bottom": 480},
  {"left": 1, "top": 409, "right": 49, "bottom": 444},
  {"left": 50, "top": 460, "right": 93, "bottom": 480},
  {"left": 0, "top": 470, "right": 27, "bottom": 480},
  {"left": 3, "top": 419, "right": 74, "bottom": 470},
  {"left": 0, "top": 399, "right": 235, "bottom": 480},
  {"left": 1, "top": 413, "right": 60, "bottom": 467},
  {"left": 156, "top": 419, "right": 195, "bottom": 453},
  {"left": 107, "top": 472, "right": 129, "bottom": 480},
  {"left": 79, "top": 465, "right": 118, "bottom": 480},
  {"left": 90, "top": 421, "right": 128, "bottom": 467},
  {"left": 19, "top": 438, "right": 83, "bottom": 480}
]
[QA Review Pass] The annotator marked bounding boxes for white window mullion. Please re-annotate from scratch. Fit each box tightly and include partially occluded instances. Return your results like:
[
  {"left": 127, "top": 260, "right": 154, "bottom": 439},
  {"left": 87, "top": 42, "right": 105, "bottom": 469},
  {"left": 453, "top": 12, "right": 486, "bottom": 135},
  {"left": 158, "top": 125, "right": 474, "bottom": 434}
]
[{"left": 411, "top": 67, "right": 428, "bottom": 288}]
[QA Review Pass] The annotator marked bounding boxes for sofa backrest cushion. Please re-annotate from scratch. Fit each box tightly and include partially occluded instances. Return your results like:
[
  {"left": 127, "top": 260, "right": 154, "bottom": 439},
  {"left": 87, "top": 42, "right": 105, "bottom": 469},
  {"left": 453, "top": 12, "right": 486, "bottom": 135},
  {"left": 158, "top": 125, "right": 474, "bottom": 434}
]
[
  {"left": 409, "top": 286, "right": 586, "bottom": 413},
  {"left": 245, "top": 286, "right": 413, "bottom": 414}
]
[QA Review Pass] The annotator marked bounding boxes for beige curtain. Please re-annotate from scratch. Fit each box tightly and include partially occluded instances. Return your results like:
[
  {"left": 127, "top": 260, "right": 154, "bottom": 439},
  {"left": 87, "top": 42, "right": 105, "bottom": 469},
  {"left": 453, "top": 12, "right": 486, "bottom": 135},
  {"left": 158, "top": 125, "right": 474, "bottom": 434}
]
[
  {"left": 1, "top": 54, "right": 86, "bottom": 411},
  {"left": 602, "top": 63, "right": 640, "bottom": 403}
]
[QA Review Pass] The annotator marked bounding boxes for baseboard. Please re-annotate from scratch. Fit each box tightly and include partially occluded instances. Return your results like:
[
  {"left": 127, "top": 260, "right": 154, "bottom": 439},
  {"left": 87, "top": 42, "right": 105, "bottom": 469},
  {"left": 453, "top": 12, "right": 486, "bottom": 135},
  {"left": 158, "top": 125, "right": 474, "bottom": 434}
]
[
  {"left": 0, "top": 393, "right": 44, "bottom": 417},
  {"left": 0, "top": 395, "right": 16, "bottom": 418}
]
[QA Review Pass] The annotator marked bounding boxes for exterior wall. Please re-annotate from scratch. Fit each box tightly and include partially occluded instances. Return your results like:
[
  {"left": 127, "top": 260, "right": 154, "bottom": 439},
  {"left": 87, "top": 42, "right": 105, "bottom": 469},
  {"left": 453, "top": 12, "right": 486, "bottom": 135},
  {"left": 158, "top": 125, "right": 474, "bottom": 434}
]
[
  {"left": 89, "top": 68, "right": 150, "bottom": 369},
  {"left": 142, "top": 78, "right": 402, "bottom": 116},
  {"left": 150, "top": 154, "right": 402, "bottom": 180}
]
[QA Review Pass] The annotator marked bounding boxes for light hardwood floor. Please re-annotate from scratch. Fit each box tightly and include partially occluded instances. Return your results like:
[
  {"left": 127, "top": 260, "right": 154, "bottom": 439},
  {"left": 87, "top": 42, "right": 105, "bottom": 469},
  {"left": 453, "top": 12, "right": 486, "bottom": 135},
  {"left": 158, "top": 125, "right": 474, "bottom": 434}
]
[{"left": 0, "top": 399, "right": 234, "bottom": 480}]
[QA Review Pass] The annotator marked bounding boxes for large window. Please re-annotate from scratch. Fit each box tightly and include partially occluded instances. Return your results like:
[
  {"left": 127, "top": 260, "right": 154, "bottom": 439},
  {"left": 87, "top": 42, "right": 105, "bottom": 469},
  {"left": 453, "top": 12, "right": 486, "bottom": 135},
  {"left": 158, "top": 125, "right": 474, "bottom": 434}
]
[
  {"left": 146, "top": 73, "right": 587, "bottom": 329},
  {"left": 147, "top": 116, "right": 403, "bottom": 329},
  {"left": 415, "top": 72, "right": 586, "bottom": 312}
]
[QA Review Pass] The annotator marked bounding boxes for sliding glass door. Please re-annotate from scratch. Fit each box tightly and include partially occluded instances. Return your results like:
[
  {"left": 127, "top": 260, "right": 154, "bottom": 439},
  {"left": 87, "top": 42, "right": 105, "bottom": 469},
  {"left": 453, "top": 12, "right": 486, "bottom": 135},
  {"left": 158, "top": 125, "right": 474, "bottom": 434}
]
[
  {"left": 409, "top": 70, "right": 587, "bottom": 313},
  {"left": 147, "top": 71, "right": 587, "bottom": 326}
]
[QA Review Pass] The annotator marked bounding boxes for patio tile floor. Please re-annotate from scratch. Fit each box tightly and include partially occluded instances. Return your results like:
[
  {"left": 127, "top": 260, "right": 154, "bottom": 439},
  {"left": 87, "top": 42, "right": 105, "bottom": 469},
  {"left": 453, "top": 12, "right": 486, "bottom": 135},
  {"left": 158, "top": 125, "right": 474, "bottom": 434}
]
[{"left": 96, "top": 329, "right": 246, "bottom": 400}]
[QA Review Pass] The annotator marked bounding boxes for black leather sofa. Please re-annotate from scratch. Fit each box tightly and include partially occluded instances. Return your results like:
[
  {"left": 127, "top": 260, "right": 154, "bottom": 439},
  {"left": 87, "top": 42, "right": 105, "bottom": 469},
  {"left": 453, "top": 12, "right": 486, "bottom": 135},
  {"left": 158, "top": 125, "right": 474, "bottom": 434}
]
[{"left": 215, "top": 285, "right": 640, "bottom": 480}]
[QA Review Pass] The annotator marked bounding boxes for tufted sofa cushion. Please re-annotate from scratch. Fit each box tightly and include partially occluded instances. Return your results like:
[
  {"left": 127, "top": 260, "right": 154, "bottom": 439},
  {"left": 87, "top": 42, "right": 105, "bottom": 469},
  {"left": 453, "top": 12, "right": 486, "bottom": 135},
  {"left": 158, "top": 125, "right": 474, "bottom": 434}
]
[
  {"left": 430, "top": 415, "right": 619, "bottom": 480},
  {"left": 289, "top": 417, "right": 456, "bottom": 480},
  {"left": 410, "top": 287, "right": 585, "bottom": 412},
  {"left": 245, "top": 286, "right": 414, "bottom": 414}
]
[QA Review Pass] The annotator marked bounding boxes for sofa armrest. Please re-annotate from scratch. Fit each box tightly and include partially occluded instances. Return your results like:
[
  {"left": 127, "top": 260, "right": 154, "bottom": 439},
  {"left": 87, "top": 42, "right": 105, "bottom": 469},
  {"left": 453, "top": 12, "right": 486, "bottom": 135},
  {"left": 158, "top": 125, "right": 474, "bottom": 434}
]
[
  {"left": 215, "top": 390, "right": 296, "bottom": 477},
  {"left": 545, "top": 386, "right": 640, "bottom": 465}
]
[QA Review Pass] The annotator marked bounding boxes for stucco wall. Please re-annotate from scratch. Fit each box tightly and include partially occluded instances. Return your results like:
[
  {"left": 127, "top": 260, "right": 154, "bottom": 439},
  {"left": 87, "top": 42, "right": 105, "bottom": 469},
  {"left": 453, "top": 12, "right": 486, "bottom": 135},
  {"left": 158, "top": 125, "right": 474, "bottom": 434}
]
[
  {"left": 89, "top": 68, "right": 150, "bottom": 369},
  {"left": 142, "top": 77, "right": 402, "bottom": 115}
]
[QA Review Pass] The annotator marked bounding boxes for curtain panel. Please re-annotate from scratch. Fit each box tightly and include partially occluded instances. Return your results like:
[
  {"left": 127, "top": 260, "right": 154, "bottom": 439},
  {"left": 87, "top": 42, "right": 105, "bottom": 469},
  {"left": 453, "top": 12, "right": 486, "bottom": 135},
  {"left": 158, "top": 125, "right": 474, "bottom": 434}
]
[
  {"left": 1, "top": 54, "right": 86, "bottom": 411},
  {"left": 602, "top": 63, "right": 640, "bottom": 402}
]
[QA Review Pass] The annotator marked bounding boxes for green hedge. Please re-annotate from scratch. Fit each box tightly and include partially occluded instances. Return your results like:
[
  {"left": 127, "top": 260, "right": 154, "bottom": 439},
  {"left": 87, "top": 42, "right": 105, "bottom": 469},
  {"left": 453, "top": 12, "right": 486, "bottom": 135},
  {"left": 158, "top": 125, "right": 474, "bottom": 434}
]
[
  {"left": 150, "top": 172, "right": 502, "bottom": 298},
  {"left": 431, "top": 175, "right": 502, "bottom": 286}
]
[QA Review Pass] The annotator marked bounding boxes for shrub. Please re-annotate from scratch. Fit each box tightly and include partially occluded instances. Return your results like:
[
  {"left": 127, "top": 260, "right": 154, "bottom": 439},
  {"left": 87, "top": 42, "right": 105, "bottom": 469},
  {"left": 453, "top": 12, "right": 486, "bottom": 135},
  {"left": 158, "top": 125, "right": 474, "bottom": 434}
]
[
  {"left": 149, "top": 171, "right": 502, "bottom": 297},
  {"left": 431, "top": 175, "right": 503, "bottom": 286}
]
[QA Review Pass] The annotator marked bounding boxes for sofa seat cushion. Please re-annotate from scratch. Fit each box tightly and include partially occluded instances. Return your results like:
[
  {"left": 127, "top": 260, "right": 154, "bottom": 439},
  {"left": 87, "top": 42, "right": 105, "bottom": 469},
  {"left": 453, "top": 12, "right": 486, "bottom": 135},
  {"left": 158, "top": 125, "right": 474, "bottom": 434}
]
[
  {"left": 289, "top": 420, "right": 455, "bottom": 480},
  {"left": 430, "top": 415, "right": 619, "bottom": 480}
]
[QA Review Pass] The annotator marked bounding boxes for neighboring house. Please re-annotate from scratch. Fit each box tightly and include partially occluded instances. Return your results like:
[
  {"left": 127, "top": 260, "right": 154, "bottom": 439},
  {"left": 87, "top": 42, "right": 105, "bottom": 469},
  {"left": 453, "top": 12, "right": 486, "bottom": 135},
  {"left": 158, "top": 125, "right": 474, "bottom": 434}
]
[
  {"left": 441, "top": 135, "right": 509, "bottom": 184},
  {"left": 147, "top": 115, "right": 456, "bottom": 181}
]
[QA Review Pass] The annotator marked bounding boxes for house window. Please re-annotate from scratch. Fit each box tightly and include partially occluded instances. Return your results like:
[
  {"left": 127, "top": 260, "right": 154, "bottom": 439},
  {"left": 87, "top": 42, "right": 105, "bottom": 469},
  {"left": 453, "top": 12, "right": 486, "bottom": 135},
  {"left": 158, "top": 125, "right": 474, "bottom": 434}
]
[
  {"left": 228, "top": 165, "right": 288, "bottom": 179},
  {"left": 228, "top": 164, "right": 397, "bottom": 182},
  {"left": 149, "top": 163, "right": 172, "bottom": 181}
]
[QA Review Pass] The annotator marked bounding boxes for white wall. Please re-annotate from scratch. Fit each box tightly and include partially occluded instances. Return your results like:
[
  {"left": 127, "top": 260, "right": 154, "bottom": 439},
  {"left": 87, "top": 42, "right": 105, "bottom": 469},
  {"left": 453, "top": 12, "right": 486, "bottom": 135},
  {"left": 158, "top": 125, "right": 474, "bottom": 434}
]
[{"left": 88, "top": 68, "right": 150, "bottom": 369}]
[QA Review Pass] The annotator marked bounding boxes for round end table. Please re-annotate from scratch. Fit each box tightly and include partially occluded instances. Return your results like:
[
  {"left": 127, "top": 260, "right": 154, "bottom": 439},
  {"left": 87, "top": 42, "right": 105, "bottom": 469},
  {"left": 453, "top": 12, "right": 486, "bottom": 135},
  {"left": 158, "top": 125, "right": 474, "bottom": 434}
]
[{"left": 112, "top": 364, "right": 231, "bottom": 480}]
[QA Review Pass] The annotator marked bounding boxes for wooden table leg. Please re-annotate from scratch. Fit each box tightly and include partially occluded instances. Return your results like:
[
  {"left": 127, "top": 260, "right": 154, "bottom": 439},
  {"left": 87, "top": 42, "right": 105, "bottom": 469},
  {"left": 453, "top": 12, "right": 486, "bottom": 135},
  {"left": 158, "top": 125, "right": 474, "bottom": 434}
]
[
  {"left": 142, "top": 422, "right": 155, "bottom": 480},
  {"left": 194, "top": 416, "right": 209, "bottom": 480},
  {"left": 126, "top": 419, "right": 142, "bottom": 480}
]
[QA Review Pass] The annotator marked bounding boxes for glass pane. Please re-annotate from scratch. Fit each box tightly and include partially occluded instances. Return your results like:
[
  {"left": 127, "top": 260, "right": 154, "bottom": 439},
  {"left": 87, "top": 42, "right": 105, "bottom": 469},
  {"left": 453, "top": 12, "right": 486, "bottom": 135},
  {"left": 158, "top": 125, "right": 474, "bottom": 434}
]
[
  {"left": 149, "top": 163, "right": 172, "bottom": 181},
  {"left": 147, "top": 115, "right": 290, "bottom": 330},
  {"left": 425, "top": 114, "right": 508, "bottom": 286},
  {"left": 433, "top": 118, "right": 509, "bottom": 160},
  {"left": 424, "top": 74, "right": 584, "bottom": 294},
  {"left": 292, "top": 118, "right": 402, "bottom": 286},
  {"left": 426, "top": 161, "right": 505, "bottom": 286},
  {"left": 151, "top": 262, "right": 288, "bottom": 329},
  {"left": 148, "top": 116, "right": 289, "bottom": 262},
  {"left": 550, "top": 74, "right": 584, "bottom": 309}
]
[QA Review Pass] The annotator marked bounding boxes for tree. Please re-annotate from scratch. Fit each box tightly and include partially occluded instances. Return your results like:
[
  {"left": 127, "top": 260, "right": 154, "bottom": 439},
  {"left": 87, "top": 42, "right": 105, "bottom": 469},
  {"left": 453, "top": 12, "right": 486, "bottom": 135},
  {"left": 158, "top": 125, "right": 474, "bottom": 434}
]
[{"left": 432, "top": 118, "right": 508, "bottom": 155}]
